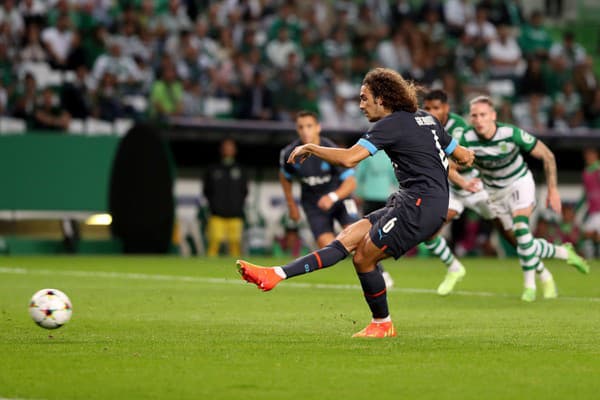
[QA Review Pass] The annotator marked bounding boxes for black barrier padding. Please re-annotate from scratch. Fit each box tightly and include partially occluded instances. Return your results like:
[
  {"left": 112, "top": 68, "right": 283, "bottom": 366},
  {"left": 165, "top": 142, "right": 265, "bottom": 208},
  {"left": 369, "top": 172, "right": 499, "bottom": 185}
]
[{"left": 109, "top": 124, "right": 175, "bottom": 253}]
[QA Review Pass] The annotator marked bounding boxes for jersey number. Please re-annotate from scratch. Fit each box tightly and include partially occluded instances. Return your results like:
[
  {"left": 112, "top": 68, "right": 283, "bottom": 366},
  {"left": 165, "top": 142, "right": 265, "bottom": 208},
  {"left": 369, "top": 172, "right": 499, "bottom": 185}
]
[{"left": 431, "top": 130, "right": 449, "bottom": 170}]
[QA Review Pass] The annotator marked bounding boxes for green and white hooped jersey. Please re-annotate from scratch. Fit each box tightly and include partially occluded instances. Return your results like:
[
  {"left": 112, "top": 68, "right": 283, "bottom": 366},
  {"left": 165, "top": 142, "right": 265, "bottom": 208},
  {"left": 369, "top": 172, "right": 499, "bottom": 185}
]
[
  {"left": 446, "top": 113, "right": 478, "bottom": 196},
  {"left": 459, "top": 122, "right": 538, "bottom": 189}
]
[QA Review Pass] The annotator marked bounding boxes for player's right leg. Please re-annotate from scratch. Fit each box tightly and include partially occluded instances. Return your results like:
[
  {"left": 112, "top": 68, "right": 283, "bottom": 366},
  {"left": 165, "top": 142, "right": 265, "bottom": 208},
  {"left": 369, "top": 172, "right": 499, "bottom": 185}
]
[
  {"left": 237, "top": 219, "right": 372, "bottom": 291},
  {"left": 206, "top": 216, "right": 226, "bottom": 256}
]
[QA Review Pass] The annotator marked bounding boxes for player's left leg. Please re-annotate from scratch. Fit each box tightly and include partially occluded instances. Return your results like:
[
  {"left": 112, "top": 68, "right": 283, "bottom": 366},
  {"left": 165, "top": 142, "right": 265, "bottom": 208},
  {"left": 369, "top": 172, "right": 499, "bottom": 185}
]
[{"left": 351, "top": 237, "right": 396, "bottom": 338}]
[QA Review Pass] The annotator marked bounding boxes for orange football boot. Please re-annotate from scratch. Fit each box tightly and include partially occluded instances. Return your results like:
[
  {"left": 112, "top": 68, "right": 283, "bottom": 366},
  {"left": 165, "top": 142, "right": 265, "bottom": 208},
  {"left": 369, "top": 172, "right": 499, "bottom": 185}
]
[
  {"left": 352, "top": 321, "right": 397, "bottom": 338},
  {"left": 236, "top": 260, "right": 283, "bottom": 291}
]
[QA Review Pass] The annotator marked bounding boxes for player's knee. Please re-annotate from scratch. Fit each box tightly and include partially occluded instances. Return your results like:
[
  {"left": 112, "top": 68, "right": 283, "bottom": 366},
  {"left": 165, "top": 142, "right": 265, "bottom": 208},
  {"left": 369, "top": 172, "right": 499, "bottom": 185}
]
[{"left": 352, "top": 251, "right": 372, "bottom": 272}]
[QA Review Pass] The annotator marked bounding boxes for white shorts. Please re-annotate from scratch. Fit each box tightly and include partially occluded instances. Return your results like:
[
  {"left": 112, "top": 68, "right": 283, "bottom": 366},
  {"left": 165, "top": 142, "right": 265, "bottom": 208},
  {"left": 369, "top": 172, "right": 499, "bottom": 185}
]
[
  {"left": 487, "top": 171, "right": 537, "bottom": 230},
  {"left": 448, "top": 189, "right": 495, "bottom": 220},
  {"left": 583, "top": 212, "right": 600, "bottom": 234}
]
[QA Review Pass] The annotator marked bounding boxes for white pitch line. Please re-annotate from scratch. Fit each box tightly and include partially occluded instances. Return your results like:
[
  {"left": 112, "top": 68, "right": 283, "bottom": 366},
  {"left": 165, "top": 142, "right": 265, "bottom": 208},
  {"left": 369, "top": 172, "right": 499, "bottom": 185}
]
[{"left": 0, "top": 266, "right": 599, "bottom": 302}]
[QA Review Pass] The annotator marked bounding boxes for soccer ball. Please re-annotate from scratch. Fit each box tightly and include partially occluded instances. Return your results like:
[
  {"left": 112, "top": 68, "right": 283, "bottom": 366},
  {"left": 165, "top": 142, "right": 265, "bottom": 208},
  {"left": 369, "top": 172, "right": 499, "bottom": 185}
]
[{"left": 28, "top": 288, "right": 73, "bottom": 329}]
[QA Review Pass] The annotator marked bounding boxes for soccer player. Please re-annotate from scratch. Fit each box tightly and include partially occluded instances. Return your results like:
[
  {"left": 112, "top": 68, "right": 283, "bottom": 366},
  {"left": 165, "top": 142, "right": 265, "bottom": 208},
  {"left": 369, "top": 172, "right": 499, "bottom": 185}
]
[
  {"left": 421, "top": 89, "right": 517, "bottom": 295},
  {"left": 580, "top": 148, "right": 600, "bottom": 258},
  {"left": 462, "top": 96, "right": 589, "bottom": 302},
  {"left": 279, "top": 110, "right": 394, "bottom": 288},
  {"left": 237, "top": 68, "right": 474, "bottom": 338}
]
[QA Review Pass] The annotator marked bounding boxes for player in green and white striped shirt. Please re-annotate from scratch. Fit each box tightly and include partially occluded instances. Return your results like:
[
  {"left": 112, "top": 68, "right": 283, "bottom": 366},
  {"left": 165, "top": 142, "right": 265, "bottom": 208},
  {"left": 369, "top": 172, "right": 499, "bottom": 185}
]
[
  {"left": 462, "top": 96, "right": 589, "bottom": 301},
  {"left": 422, "top": 91, "right": 487, "bottom": 293},
  {"left": 422, "top": 90, "right": 516, "bottom": 295}
]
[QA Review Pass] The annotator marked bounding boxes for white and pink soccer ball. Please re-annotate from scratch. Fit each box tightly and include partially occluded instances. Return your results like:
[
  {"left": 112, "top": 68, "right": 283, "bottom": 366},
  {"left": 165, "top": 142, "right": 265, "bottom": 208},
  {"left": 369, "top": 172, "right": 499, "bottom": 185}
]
[{"left": 28, "top": 289, "right": 72, "bottom": 329}]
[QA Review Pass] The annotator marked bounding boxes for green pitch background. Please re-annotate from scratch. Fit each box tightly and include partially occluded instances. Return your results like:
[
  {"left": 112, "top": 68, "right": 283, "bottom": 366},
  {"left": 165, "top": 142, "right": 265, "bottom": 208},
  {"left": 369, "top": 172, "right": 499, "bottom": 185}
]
[{"left": 0, "top": 256, "right": 598, "bottom": 400}]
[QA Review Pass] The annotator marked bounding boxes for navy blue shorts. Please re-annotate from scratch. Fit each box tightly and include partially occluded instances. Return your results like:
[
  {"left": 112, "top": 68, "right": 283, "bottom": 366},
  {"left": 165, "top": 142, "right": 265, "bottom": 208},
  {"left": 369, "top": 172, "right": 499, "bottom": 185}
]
[
  {"left": 303, "top": 198, "right": 359, "bottom": 239},
  {"left": 367, "top": 192, "right": 448, "bottom": 259}
]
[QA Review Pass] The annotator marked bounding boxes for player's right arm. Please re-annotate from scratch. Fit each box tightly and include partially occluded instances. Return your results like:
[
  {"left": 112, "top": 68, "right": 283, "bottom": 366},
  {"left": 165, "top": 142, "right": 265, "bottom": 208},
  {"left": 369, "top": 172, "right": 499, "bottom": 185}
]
[
  {"left": 448, "top": 160, "right": 481, "bottom": 192},
  {"left": 279, "top": 172, "right": 300, "bottom": 222}
]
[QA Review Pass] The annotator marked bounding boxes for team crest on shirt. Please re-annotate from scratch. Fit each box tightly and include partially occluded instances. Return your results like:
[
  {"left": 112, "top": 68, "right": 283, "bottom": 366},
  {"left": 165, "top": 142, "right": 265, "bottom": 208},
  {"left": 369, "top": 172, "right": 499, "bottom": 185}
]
[
  {"left": 321, "top": 161, "right": 331, "bottom": 171},
  {"left": 500, "top": 142, "right": 508, "bottom": 152},
  {"left": 520, "top": 130, "right": 535, "bottom": 144}
]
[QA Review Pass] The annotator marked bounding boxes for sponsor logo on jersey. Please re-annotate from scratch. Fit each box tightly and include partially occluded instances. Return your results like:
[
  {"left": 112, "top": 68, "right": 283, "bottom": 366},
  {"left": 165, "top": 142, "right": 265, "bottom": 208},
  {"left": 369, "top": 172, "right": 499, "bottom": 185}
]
[
  {"left": 415, "top": 116, "right": 436, "bottom": 126},
  {"left": 301, "top": 175, "right": 332, "bottom": 186}
]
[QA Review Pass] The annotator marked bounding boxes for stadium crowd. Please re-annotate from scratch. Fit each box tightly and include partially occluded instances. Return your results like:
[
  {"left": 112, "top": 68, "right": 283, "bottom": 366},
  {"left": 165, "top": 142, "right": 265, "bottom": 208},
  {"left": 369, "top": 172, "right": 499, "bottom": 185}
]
[{"left": 0, "top": 0, "right": 599, "bottom": 132}]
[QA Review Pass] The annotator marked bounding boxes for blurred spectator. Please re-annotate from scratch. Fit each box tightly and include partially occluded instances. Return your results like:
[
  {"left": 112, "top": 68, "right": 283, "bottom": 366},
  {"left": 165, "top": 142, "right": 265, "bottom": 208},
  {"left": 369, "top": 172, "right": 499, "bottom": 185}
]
[
  {"left": 0, "top": 42, "right": 13, "bottom": 88},
  {"left": 323, "top": 28, "right": 352, "bottom": 59},
  {"left": 464, "top": 6, "right": 497, "bottom": 51},
  {"left": 558, "top": 203, "right": 580, "bottom": 247},
  {"left": 0, "top": 82, "right": 7, "bottom": 115},
  {"left": 272, "top": 66, "right": 303, "bottom": 121},
  {"left": 267, "top": 0, "right": 301, "bottom": 41},
  {"left": 454, "top": 29, "right": 477, "bottom": 71},
  {"left": 65, "top": 30, "right": 87, "bottom": 70},
  {"left": 513, "top": 94, "right": 549, "bottom": 133},
  {"left": 11, "top": 72, "right": 37, "bottom": 122},
  {"left": 203, "top": 138, "right": 248, "bottom": 257},
  {"left": 319, "top": 95, "right": 363, "bottom": 129},
  {"left": 0, "top": 0, "right": 24, "bottom": 42},
  {"left": 549, "top": 31, "right": 586, "bottom": 71},
  {"left": 389, "top": 0, "right": 413, "bottom": 22},
  {"left": 149, "top": 60, "right": 183, "bottom": 119},
  {"left": 237, "top": 70, "right": 274, "bottom": 120},
  {"left": 443, "top": 0, "right": 475, "bottom": 37},
  {"left": 376, "top": 28, "right": 412, "bottom": 74},
  {"left": 19, "top": 0, "right": 47, "bottom": 27},
  {"left": 585, "top": 88, "right": 600, "bottom": 128},
  {"left": 41, "top": 12, "right": 74, "bottom": 70},
  {"left": 91, "top": 39, "right": 142, "bottom": 88},
  {"left": 550, "top": 81, "right": 583, "bottom": 130},
  {"left": 573, "top": 56, "right": 598, "bottom": 105},
  {"left": 419, "top": 7, "right": 446, "bottom": 46},
  {"left": 580, "top": 148, "right": 600, "bottom": 258},
  {"left": 92, "top": 72, "right": 127, "bottom": 121},
  {"left": 60, "top": 65, "right": 93, "bottom": 119},
  {"left": 487, "top": 24, "right": 523, "bottom": 79},
  {"left": 265, "top": 27, "right": 303, "bottom": 69},
  {"left": 518, "top": 56, "right": 548, "bottom": 97},
  {"left": 82, "top": 24, "right": 107, "bottom": 69},
  {"left": 518, "top": 10, "right": 553, "bottom": 59},
  {"left": 150, "top": 0, "right": 192, "bottom": 37},
  {"left": 20, "top": 23, "right": 47, "bottom": 64},
  {"left": 534, "top": 212, "right": 560, "bottom": 244},
  {"left": 478, "top": 0, "right": 523, "bottom": 27},
  {"left": 115, "top": 20, "right": 146, "bottom": 62},
  {"left": 32, "top": 87, "right": 71, "bottom": 131},
  {"left": 460, "top": 54, "right": 490, "bottom": 98}
]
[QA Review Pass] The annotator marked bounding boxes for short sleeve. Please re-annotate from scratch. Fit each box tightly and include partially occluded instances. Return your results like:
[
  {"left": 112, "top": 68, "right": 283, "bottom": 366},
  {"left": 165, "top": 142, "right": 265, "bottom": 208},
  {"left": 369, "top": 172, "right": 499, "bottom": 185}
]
[
  {"left": 513, "top": 127, "right": 538, "bottom": 153},
  {"left": 356, "top": 120, "right": 394, "bottom": 155}
]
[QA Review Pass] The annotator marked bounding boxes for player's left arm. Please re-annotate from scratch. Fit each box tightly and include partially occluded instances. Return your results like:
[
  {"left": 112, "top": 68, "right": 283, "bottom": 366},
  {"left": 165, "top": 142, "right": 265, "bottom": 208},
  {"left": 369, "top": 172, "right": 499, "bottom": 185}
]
[
  {"left": 529, "top": 140, "right": 561, "bottom": 214},
  {"left": 288, "top": 143, "right": 370, "bottom": 168}
]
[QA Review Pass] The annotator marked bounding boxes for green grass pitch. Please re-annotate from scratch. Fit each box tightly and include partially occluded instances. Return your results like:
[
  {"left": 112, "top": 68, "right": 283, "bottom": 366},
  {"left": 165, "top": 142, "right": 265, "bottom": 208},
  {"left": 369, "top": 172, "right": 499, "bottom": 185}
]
[{"left": 0, "top": 255, "right": 599, "bottom": 400}]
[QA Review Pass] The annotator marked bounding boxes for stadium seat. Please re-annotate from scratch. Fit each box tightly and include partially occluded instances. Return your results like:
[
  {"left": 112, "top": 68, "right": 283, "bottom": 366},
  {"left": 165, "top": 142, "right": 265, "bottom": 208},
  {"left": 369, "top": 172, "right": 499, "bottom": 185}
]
[
  {"left": 204, "top": 96, "right": 233, "bottom": 117},
  {"left": 68, "top": 119, "right": 85, "bottom": 135},
  {"left": 0, "top": 117, "right": 26, "bottom": 134},
  {"left": 114, "top": 119, "right": 134, "bottom": 137},
  {"left": 85, "top": 118, "right": 114, "bottom": 136}
]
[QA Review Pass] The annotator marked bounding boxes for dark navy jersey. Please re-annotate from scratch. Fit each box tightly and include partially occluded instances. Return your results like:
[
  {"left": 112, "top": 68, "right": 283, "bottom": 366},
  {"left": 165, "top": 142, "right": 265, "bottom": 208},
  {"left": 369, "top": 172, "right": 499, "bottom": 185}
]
[
  {"left": 357, "top": 109, "right": 456, "bottom": 197},
  {"left": 280, "top": 137, "right": 355, "bottom": 204}
]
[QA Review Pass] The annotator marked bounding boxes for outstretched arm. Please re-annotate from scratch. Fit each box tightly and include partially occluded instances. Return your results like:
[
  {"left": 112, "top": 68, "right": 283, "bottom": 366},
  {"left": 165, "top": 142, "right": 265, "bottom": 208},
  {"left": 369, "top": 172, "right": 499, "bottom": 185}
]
[
  {"left": 279, "top": 172, "right": 300, "bottom": 221},
  {"left": 288, "top": 143, "right": 371, "bottom": 168},
  {"left": 529, "top": 140, "right": 561, "bottom": 214}
]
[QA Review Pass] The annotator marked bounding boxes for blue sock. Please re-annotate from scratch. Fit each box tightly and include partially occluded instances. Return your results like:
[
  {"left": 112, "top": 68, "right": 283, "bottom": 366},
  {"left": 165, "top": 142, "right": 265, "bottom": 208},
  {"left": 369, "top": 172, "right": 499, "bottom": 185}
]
[
  {"left": 357, "top": 269, "right": 389, "bottom": 318},
  {"left": 282, "top": 240, "right": 349, "bottom": 278}
]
